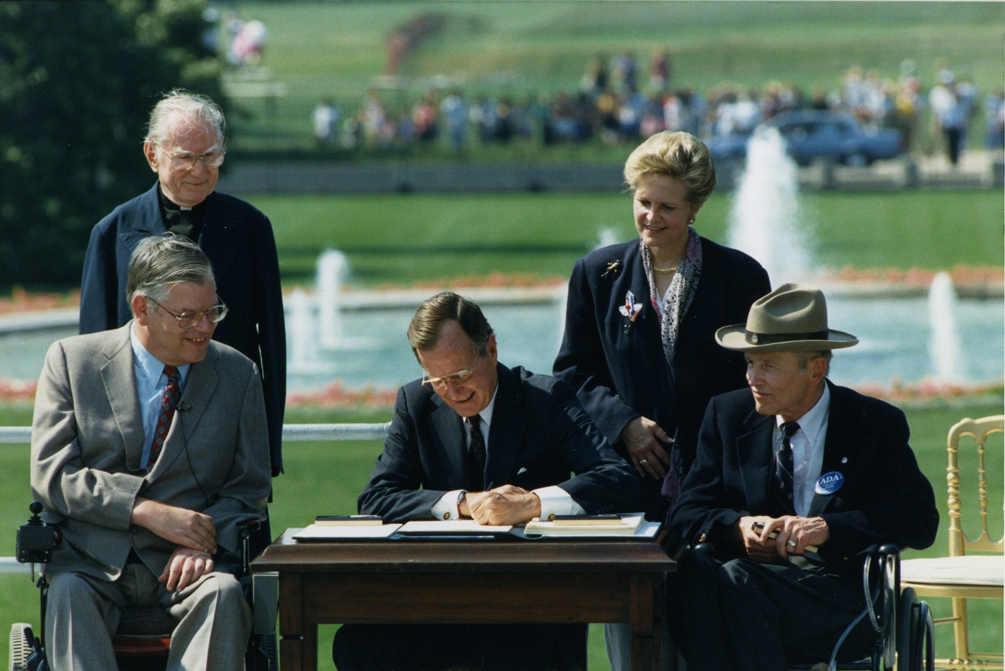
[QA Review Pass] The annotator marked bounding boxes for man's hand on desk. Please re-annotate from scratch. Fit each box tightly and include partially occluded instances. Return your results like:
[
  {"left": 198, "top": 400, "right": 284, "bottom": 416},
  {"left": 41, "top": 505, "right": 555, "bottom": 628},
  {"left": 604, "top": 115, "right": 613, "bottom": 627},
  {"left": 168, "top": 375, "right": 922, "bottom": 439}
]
[
  {"left": 461, "top": 485, "right": 542, "bottom": 525},
  {"left": 131, "top": 497, "right": 218, "bottom": 554}
]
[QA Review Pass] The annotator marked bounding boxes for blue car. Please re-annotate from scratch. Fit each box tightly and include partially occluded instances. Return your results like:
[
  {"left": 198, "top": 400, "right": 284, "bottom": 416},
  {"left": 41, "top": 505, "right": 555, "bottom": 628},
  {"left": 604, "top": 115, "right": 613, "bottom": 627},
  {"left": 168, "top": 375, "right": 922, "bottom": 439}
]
[{"left": 706, "top": 110, "right": 904, "bottom": 172}]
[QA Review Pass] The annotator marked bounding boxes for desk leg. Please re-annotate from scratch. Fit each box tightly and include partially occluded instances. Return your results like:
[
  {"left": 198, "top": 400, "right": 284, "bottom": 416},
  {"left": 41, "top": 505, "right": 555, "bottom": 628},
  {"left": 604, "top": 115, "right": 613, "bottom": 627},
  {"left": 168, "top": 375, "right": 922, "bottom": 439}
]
[
  {"left": 278, "top": 573, "right": 319, "bottom": 671},
  {"left": 628, "top": 573, "right": 660, "bottom": 671}
]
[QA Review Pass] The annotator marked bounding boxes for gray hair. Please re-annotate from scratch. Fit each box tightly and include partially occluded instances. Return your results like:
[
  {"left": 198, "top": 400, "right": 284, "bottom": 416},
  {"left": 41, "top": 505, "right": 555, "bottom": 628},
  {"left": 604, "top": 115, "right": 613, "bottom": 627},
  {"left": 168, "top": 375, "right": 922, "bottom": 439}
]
[
  {"left": 407, "top": 292, "right": 494, "bottom": 362},
  {"left": 145, "top": 89, "right": 226, "bottom": 148},
  {"left": 623, "top": 131, "right": 716, "bottom": 208},
  {"left": 127, "top": 235, "right": 216, "bottom": 308}
]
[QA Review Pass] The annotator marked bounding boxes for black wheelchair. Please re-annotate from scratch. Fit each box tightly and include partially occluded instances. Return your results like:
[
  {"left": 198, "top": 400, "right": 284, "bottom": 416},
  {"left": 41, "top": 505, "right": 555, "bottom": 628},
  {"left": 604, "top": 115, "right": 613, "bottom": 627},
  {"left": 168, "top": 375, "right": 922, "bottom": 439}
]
[
  {"left": 797, "top": 545, "right": 935, "bottom": 671},
  {"left": 9, "top": 502, "right": 278, "bottom": 671},
  {"left": 685, "top": 542, "right": 935, "bottom": 671}
]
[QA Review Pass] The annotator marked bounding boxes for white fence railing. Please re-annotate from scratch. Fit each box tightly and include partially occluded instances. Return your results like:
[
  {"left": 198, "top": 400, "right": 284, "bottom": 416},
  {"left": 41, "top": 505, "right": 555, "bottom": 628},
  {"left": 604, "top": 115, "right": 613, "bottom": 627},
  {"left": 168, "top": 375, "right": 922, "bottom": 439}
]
[{"left": 0, "top": 423, "right": 390, "bottom": 574}]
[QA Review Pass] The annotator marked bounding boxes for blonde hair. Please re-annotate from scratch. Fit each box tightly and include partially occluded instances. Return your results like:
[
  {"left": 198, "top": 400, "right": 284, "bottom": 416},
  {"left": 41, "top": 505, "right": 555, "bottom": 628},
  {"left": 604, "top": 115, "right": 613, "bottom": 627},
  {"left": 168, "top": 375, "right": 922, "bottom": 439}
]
[{"left": 623, "top": 131, "right": 716, "bottom": 208}]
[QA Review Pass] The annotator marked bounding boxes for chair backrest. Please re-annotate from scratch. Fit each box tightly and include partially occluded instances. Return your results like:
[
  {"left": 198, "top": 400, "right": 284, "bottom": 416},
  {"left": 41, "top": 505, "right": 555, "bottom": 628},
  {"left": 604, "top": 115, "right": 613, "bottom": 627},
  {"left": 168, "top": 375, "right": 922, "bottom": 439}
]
[{"left": 946, "top": 415, "right": 1004, "bottom": 557}]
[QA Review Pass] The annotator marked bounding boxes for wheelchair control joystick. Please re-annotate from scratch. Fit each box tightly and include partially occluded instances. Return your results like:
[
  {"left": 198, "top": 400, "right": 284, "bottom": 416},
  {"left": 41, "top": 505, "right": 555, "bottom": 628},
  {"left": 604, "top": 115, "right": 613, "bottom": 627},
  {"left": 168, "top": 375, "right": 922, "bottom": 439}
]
[{"left": 16, "top": 502, "right": 61, "bottom": 581}]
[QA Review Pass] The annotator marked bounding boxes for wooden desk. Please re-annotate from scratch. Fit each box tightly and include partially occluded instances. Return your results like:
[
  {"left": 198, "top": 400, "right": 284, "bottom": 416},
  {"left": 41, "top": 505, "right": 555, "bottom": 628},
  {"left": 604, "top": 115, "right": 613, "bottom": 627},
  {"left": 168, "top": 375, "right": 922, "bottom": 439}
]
[{"left": 252, "top": 529, "right": 675, "bottom": 671}]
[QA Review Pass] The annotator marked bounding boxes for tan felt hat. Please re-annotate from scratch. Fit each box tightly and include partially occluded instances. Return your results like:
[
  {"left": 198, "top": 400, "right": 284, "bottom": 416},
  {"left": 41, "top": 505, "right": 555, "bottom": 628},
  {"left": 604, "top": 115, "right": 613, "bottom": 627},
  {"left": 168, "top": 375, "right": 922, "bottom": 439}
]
[{"left": 715, "top": 283, "right": 859, "bottom": 352}]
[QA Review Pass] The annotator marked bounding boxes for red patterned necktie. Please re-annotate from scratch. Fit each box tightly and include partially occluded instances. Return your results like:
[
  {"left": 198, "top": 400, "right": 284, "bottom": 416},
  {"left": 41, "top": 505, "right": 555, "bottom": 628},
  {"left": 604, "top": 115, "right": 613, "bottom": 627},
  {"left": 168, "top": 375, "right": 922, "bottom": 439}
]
[
  {"left": 147, "top": 365, "right": 181, "bottom": 469},
  {"left": 466, "top": 415, "right": 487, "bottom": 492}
]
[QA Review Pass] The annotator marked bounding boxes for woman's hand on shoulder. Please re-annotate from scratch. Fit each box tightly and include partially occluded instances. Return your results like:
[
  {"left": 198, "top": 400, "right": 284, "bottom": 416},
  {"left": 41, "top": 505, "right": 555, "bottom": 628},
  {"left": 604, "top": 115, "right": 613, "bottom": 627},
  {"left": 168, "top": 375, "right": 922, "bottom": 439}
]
[{"left": 619, "top": 416, "right": 672, "bottom": 480}]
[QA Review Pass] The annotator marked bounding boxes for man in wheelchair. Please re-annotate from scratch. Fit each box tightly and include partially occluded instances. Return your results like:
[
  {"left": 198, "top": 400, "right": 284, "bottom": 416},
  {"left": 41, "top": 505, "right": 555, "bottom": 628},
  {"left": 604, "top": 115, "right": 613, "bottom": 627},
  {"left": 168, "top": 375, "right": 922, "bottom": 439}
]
[
  {"left": 668, "top": 284, "right": 939, "bottom": 671},
  {"left": 29, "top": 235, "right": 271, "bottom": 671}
]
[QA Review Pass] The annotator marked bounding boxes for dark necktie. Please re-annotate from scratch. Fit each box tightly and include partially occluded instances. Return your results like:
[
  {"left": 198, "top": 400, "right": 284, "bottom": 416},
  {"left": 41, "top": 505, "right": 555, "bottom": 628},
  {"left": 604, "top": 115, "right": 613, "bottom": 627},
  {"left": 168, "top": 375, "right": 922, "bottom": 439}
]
[
  {"left": 775, "top": 421, "right": 800, "bottom": 511},
  {"left": 466, "top": 415, "right": 487, "bottom": 492},
  {"left": 147, "top": 365, "right": 181, "bottom": 469}
]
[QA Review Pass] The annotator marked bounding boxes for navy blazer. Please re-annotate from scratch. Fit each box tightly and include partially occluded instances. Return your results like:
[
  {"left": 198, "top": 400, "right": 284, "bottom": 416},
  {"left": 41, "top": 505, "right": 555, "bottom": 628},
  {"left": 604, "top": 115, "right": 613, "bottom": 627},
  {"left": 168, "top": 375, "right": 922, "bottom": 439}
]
[
  {"left": 78, "top": 183, "right": 287, "bottom": 475},
  {"left": 671, "top": 382, "right": 939, "bottom": 576},
  {"left": 358, "top": 363, "right": 640, "bottom": 523},
  {"left": 554, "top": 237, "right": 769, "bottom": 516}
]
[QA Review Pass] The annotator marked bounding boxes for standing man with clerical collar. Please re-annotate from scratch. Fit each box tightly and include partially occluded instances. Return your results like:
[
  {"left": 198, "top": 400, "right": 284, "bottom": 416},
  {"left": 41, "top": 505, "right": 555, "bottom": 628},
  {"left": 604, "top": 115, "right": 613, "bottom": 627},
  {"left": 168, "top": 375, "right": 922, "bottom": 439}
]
[
  {"left": 668, "top": 283, "right": 938, "bottom": 671},
  {"left": 79, "top": 89, "right": 287, "bottom": 479},
  {"left": 334, "top": 291, "right": 639, "bottom": 671}
]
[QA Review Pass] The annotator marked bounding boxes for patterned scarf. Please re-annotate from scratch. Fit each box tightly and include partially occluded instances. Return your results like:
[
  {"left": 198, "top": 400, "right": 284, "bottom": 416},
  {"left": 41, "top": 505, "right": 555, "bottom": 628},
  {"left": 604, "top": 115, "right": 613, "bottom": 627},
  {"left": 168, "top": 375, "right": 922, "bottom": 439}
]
[
  {"left": 639, "top": 227, "right": 703, "bottom": 510},
  {"left": 639, "top": 226, "right": 703, "bottom": 368}
]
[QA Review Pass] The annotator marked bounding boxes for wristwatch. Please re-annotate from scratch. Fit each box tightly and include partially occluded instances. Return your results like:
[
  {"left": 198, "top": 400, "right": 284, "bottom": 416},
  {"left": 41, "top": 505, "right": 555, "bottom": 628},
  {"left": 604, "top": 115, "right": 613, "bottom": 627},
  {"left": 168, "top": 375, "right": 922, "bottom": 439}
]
[{"left": 456, "top": 490, "right": 467, "bottom": 516}]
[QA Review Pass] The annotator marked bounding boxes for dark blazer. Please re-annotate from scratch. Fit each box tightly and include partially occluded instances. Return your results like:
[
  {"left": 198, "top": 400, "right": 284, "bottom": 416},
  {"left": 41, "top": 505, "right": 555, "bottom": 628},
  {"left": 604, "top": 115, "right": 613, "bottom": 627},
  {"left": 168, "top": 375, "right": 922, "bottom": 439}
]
[
  {"left": 30, "top": 324, "right": 271, "bottom": 582},
  {"left": 79, "top": 183, "right": 286, "bottom": 475},
  {"left": 358, "top": 363, "right": 640, "bottom": 523},
  {"left": 553, "top": 237, "right": 769, "bottom": 516},
  {"left": 670, "top": 381, "right": 939, "bottom": 575}
]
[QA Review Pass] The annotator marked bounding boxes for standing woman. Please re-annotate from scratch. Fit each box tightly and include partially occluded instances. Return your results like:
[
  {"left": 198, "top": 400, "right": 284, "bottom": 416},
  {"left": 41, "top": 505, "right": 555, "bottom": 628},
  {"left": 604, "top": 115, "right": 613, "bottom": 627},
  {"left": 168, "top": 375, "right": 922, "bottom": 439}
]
[
  {"left": 554, "top": 130, "right": 770, "bottom": 521},
  {"left": 554, "top": 131, "right": 769, "bottom": 670}
]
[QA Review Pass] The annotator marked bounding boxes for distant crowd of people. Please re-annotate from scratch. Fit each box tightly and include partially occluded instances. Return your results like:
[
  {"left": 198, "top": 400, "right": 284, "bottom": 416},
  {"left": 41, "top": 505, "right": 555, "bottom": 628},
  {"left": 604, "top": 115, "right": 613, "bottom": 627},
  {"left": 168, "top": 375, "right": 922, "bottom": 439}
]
[{"left": 312, "top": 52, "right": 1005, "bottom": 163}]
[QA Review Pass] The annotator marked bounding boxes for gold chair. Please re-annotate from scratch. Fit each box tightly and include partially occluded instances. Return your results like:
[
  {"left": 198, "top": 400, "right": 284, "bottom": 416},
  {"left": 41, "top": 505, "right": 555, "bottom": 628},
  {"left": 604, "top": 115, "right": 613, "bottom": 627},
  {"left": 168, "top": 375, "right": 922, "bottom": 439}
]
[{"left": 901, "top": 415, "right": 1004, "bottom": 670}]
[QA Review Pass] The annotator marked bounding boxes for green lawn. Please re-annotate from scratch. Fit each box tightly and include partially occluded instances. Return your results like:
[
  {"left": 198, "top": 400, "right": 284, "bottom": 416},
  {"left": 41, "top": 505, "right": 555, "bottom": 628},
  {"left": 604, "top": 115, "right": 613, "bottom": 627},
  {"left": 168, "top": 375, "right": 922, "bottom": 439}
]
[
  {"left": 1, "top": 401, "right": 1001, "bottom": 669},
  {"left": 220, "top": 1, "right": 1005, "bottom": 157},
  {"left": 241, "top": 189, "right": 1004, "bottom": 286}
]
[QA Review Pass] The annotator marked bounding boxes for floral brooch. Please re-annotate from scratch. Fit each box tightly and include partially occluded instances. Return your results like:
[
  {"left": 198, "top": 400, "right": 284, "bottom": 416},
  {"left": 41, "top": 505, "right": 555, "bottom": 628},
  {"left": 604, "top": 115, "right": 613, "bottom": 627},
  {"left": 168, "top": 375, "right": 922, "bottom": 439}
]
[{"left": 618, "top": 290, "right": 642, "bottom": 334}]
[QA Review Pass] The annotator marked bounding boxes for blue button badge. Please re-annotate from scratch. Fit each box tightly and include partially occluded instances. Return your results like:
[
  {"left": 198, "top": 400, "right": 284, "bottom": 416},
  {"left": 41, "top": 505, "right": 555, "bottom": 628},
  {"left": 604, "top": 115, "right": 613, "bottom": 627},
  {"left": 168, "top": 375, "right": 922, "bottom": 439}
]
[{"left": 814, "top": 471, "right": 845, "bottom": 495}]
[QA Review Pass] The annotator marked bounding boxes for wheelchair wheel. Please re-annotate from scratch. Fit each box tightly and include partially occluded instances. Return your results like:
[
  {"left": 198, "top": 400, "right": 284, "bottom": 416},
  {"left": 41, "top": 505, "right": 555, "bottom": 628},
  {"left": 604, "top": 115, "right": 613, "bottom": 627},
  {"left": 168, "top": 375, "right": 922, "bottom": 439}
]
[
  {"left": 9, "top": 623, "right": 32, "bottom": 671},
  {"left": 896, "top": 588, "right": 918, "bottom": 671},
  {"left": 914, "top": 601, "right": 935, "bottom": 671}
]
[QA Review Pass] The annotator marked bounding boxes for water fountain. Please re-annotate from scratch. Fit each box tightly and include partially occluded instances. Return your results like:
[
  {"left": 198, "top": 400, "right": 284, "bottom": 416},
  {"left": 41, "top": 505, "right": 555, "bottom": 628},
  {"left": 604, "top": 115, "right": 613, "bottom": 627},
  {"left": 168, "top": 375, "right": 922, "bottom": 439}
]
[
  {"left": 286, "top": 289, "right": 318, "bottom": 374},
  {"left": 725, "top": 126, "right": 812, "bottom": 284},
  {"left": 317, "top": 249, "right": 348, "bottom": 349},
  {"left": 928, "top": 272, "right": 965, "bottom": 383}
]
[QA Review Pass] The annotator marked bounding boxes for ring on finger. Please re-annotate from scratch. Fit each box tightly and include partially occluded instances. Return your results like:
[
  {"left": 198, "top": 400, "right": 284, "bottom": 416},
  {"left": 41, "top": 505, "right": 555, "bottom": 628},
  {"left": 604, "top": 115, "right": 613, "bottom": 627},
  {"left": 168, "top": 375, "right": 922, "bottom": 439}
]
[{"left": 639, "top": 458, "right": 649, "bottom": 466}]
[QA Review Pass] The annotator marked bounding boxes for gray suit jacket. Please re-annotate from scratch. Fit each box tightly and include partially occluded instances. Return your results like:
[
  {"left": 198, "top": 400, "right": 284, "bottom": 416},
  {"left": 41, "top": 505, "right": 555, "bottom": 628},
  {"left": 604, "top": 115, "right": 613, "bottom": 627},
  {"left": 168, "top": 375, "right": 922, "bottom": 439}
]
[{"left": 30, "top": 324, "right": 272, "bottom": 582}]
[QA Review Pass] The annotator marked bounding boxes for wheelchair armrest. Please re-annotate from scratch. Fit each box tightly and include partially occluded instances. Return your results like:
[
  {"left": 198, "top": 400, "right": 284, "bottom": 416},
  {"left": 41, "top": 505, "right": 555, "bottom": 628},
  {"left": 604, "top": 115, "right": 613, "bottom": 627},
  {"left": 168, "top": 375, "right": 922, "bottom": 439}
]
[
  {"left": 694, "top": 542, "right": 715, "bottom": 557},
  {"left": 238, "top": 516, "right": 270, "bottom": 573}
]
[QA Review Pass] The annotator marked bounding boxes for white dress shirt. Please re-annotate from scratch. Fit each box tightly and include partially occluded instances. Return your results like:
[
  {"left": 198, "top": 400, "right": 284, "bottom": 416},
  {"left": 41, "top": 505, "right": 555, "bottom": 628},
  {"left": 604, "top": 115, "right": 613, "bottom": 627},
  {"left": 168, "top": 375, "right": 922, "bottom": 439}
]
[
  {"left": 431, "top": 383, "right": 584, "bottom": 521},
  {"left": 775, "top": 383, "right": 830, "bottom": 516}
]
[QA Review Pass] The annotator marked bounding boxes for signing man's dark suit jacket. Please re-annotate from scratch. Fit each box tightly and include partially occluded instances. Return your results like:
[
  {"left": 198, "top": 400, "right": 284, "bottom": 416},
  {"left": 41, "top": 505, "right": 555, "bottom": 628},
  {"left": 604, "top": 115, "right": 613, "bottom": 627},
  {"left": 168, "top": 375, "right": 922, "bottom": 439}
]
[
  {"left": 79, "top": 183, "right": 286, "bottom": 476},
  {"left": 671, "top": 381, "right": 939, "bottom": 576},
  {"left": 554, "top": 237, "right": 769, "bottom": 516},
  {"left": 358, "top": 363, "right": 640, "bottom": 523}
]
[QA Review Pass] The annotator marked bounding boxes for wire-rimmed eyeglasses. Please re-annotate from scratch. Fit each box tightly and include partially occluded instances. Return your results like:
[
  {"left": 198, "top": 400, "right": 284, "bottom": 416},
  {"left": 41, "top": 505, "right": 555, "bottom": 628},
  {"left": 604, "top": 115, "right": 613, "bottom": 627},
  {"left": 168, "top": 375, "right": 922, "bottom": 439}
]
[
  {"left": 421, "top": 368, "right": 476, "bottom": 390},
  {"left": 148, "top": 298, "right": 228, "bottom": 329},
  {"left": 156, "top": 144, "right": 226, "bottom": 171}
]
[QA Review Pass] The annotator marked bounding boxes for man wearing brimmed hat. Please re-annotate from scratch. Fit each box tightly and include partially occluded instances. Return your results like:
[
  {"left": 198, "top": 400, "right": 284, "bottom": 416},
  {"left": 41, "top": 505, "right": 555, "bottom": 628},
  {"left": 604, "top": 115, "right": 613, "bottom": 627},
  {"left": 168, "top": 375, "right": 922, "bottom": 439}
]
[{"left": 667, "top": 284, "right": 938, "bottom": 671}]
